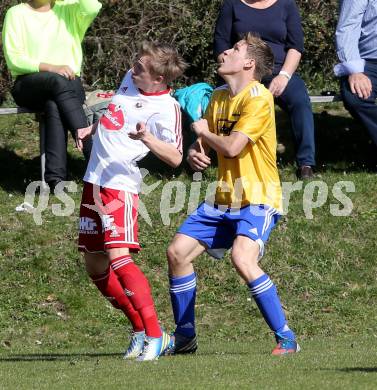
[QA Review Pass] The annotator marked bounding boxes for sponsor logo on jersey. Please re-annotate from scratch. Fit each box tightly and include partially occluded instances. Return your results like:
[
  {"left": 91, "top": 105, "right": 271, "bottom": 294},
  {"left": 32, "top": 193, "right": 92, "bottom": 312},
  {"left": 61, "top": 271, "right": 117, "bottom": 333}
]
[
  {"left": 216, "top": 118, "right": 237, "bottom": 136},
  {"left": 100, "top": 103, "right": 125, "bottom": 131},
  {"left": 79, "top": 217, "right": 98, "bottom": 234}
]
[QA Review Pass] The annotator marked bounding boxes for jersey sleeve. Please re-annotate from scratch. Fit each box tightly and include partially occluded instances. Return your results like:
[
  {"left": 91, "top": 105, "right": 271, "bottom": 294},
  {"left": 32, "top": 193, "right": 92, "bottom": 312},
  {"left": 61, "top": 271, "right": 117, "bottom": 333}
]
[
  {"left": 151, "top": 103, "right": 183, "bottom": 153},
  {"left": 203, "top": 95, "right": 215, "bottom": 134},
  {"left": 232, "top": 95, "right": 272, "bottom": 143}
]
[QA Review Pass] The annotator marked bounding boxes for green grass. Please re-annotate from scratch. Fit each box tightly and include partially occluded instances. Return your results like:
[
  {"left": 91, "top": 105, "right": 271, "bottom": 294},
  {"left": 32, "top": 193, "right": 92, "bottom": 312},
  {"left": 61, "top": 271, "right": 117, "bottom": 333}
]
[
  {"left": 1, "top": 338, "right": 377, "bottom": 389},
  {"left": 0, "top": 106, "right": 377, "bottom": 388}
]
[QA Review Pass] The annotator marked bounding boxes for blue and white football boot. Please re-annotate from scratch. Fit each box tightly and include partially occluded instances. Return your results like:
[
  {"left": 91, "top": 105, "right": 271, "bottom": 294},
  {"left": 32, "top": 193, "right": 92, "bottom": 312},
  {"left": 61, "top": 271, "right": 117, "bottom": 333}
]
[
  {"left": 123, "top": 331, "right": 145, "bottom": 360},
  {"left": 136, "top": 330, "right": 173, "bottom": 361}
]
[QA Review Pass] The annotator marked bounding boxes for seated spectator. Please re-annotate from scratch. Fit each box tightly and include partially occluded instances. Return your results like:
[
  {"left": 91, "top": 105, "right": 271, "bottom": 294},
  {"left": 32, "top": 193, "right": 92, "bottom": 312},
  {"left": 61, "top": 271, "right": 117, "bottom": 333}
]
[
  {"left": 214, "top": 0, "right": 315, "bottom": 179},
  {"left": 335, "top": 0, "right": 377, "bottom": 149},
  {"left": 2, "top": 0, "right": 102, "bottom": 191}
]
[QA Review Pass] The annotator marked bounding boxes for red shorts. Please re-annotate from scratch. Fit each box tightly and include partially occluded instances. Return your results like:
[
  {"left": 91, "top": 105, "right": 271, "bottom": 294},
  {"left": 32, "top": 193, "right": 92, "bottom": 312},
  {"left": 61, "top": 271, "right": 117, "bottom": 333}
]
[{"left": 78, "top": 182, "right": 140, "bottom": 253}]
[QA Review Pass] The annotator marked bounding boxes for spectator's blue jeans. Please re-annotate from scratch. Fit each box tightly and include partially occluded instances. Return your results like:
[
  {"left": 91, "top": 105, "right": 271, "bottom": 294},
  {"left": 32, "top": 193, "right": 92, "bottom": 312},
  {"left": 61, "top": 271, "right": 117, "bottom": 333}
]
[
  {"left": 340, "top": 60, "right": 377, "bottom": 147},
  {"left": 262, "top": 73, "right": 316, "bottom": 167}
]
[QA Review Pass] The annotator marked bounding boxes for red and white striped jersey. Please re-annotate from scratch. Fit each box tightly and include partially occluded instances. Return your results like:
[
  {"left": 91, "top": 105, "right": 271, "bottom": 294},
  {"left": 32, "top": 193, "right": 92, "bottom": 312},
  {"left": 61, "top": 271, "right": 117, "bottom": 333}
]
[{"left": 84, "top": 70, "right": 182, "bottom": 194}]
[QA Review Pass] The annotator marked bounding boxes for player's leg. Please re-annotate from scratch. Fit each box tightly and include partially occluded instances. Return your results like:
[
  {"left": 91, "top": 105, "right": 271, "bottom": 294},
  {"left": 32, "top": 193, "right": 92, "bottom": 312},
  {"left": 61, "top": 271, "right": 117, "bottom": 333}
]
[
  {"left": 231, "top": 235, "right": 299, "bottom": 355},
  {"left": 79, "top": 183, "right": 147, "bottom": 358},
  {"left": 107, "top": 248, "right": 161, "bottom": 338},
  {"left": 108, "top": 247, "right": 173, "bottom": 361},
  {"left": 84, "top": 251, "right": 146, "bottom": 359},
  {"left": 84, "top": 251, "right": 144, "bottom": 331},
  {"left": 229, "top": 205, "right": 299, "bottom": 354},
  {"left": 166, "top": 202, "right": 228, "bottom": 354},
  {"left": 166, "top": 233, "right": 205, "bottom": 353}
]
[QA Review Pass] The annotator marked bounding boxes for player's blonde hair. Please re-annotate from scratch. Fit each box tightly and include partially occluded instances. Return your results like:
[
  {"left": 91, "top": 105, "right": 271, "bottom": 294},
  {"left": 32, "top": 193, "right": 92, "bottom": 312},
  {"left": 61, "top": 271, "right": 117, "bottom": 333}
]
[
  {"left": 243, "top": 32, "right": 274, "bottom": 81},
  {"left": 139, "top": 41, "right": 188, "bottom": 84}
]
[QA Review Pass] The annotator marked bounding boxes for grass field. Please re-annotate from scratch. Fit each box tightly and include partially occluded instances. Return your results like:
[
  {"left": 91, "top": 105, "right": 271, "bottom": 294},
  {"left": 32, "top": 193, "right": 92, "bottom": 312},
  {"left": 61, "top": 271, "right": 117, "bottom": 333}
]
[
  {"left": 1, "top": 337, "right": 376, "bottom": 390},
  {"left": 0, "top": 105, "right": 377, "bottom": 389}
]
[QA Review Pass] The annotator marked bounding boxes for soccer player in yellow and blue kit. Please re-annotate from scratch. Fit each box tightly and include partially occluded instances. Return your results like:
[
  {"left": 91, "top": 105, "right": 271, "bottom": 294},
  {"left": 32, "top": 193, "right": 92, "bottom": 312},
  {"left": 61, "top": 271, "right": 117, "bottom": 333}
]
[{"left": 166, "top": 33, "right": 300, "bottom": 355}]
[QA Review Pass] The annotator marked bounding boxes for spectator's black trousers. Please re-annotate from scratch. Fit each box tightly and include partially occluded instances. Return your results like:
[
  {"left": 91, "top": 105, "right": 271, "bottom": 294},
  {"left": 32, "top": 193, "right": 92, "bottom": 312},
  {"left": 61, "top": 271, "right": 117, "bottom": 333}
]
[{"left": 12, "top": 72, "right": 91, "bottom": 185}]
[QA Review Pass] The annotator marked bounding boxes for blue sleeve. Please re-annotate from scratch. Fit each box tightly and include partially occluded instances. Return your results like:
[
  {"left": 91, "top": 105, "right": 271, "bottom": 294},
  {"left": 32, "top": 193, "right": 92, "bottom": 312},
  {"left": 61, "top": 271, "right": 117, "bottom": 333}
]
[
  {"left": 334, "top": 0, "right": 368, "bottom": 76},
  {"left": 213, "top": 0, "right": 234, "bottom": 59},
  {"left": 285, "top": 0, "right": 304, "bottom": 53}
]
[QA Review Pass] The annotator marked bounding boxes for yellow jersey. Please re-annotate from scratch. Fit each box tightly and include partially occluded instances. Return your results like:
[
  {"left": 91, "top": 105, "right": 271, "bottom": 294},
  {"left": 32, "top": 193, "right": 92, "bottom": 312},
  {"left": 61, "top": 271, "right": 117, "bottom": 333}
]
[{"left": 204, "top": 80, "right": 282, "bottom": 211}]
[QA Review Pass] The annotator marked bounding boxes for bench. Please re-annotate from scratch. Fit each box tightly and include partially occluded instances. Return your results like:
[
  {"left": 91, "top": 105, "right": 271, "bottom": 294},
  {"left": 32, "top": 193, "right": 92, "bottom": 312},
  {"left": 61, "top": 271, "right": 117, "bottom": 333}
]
[
  {"left": 0, "top": 107, "right": 46, "bottom": 185},
  {"left": 0, "top": 94, "right": 341, "bottom": 184}
]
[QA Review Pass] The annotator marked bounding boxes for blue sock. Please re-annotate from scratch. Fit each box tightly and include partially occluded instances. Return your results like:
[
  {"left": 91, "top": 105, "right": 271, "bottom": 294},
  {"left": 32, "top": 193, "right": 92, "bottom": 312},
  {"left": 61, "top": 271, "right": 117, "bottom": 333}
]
[
  {"left": 169, "top": 273, "right": 197, "bottom": 338},
  {"left": 248, "top": 274, "right": 295, "bottom": 342}
]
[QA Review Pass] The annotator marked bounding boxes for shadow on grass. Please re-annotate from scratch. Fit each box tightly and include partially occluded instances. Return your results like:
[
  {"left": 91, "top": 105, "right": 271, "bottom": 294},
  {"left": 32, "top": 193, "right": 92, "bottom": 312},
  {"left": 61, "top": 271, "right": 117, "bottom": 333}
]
[
  {"left": 276, "top": 110, "right": 377, "bottom": 172},
  {"left": 0, "top": 352, "right": 123, "bottom": 362},
  {"left": 337, "top": 367, "right": 377, "bottom": 373},
  {"left": 0, "top": 350, "right": 250, "bottom": 362},
  {"left": 0, "top": 147, "right": 87, "bottom": 194},
  {"left": 0, "top": 147, "right": 40, "bottom": 193},
  {"left": 1, "top": 109, "right": 377, "bottom": 195},
  {"left": 317, "top": 367, "right": 377, "bottom": 374}
]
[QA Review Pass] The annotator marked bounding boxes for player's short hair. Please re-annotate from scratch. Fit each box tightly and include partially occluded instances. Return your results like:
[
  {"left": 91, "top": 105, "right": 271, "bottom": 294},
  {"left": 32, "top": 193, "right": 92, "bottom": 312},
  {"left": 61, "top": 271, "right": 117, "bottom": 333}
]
[
  {"left": 138, "top": 41, "right": 188, "bottom": 84},
  {"left": 243, "top": 32, "right": 274, "bottom": 81}
]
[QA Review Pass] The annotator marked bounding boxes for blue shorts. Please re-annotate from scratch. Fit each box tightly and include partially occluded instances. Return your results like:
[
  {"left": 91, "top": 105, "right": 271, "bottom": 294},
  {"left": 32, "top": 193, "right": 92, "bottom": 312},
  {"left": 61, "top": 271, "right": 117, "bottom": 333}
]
[{"left": 178, "top": 202, "right": 281, "bottom": 259}]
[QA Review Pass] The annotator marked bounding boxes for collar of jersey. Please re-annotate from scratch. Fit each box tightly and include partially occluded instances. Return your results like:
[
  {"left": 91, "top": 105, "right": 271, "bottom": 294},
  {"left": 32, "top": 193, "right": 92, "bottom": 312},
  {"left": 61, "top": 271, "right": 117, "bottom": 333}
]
[
  {"left": 138, "top": 88, "right": 170, "bottom": 96},
  {"left": 228, "top": 80, "right": 259, "bottom": 100}
]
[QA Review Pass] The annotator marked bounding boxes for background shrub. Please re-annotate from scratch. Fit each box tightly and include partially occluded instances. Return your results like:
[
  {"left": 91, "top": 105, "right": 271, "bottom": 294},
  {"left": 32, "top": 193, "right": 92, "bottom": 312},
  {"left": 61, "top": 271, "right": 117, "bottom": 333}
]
[{"left": 0, "top": 0, "right": 339, "bottom": 102}]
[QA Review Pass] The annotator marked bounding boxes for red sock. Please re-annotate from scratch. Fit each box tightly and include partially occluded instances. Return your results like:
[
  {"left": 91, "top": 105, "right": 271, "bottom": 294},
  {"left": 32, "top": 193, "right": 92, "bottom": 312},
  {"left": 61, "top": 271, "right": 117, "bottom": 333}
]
[
  {"left": 90, "top": 268, "right": 144, "bottom": 332},
  {"left": 111, "top": 256, "right": 162, "bottom": 338}
]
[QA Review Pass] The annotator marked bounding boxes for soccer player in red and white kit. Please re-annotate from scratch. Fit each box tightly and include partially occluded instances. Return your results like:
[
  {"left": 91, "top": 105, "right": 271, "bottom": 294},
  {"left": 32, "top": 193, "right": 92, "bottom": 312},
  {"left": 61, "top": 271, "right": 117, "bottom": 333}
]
[{"left": 76, "top": 41, "right": 187, "bottom": 361}]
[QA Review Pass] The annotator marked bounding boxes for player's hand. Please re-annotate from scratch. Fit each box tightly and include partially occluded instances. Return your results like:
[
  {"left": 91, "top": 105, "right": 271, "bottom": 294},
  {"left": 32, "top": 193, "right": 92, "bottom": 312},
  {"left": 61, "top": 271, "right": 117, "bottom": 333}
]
[
  {"left": 49, "top": 64, "right": 75, "bottom": 80},
  {"left": 268, "top": 75, "right": 289, "bottom": 97},
  {"left": 187, "top": 147, "right": 211, "bottom": 171},
  {"left": 76, "top": 125, "right": 93, "bottom": 151},
  {"left": 128, "top": 122, "right": 150, "bottom": 142},
  {"left": 348, "top": 73, "right": 372, "bottom": 99},
  {"left": 191, "top": 119, "right": 209, "bottom": 137}
]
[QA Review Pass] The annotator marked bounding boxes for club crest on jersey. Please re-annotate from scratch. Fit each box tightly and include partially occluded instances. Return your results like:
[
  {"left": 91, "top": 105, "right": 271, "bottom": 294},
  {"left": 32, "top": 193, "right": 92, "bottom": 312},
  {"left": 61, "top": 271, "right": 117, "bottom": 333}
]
[{"left": 100, "top": 103, "right": 125, "bottom": 131}]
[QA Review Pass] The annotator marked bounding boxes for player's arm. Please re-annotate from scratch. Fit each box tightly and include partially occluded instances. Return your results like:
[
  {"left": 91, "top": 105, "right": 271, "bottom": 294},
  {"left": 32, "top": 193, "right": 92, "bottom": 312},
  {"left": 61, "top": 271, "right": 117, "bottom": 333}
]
[
  {"left": 192, "top": 119, "right": 249, "bottom": 158},
  {"left": 187, "top": 137, "right": 211, "bottom": 171},
  {"left": 129, "top": 122, "right": 182, "bottom": 168}
]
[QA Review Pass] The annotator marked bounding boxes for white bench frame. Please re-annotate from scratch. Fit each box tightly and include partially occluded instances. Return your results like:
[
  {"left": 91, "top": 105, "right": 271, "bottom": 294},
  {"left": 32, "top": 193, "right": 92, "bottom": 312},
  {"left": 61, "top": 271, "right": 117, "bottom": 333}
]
[{"left": 309, "top": 95, "right": 341, "bottom": 103}]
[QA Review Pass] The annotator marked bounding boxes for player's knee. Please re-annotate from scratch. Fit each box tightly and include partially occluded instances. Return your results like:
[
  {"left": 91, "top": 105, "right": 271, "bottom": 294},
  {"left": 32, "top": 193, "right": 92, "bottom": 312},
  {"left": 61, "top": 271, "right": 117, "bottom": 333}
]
[
  {"left": 84, "top": 253, "right": 109, "bottom": 275},
  {"left": 231, "top": 254, "right": 258, "bottom": 272},
  {"left": 166, "top": 242, "right": 187, "bottom": 268},
  {"left": 231, "top": 244, "right": 259, "bottom": 272}
]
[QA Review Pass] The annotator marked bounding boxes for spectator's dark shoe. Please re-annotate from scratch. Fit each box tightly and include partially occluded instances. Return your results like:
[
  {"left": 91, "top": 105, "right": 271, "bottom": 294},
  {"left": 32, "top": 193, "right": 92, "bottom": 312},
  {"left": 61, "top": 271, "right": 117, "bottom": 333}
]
[
  {"left": 47, "top": 180, "right": 64, "bottom": 194},
  {"left": 297, "top": 166, "right": 314, "bottom": 180}
]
